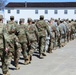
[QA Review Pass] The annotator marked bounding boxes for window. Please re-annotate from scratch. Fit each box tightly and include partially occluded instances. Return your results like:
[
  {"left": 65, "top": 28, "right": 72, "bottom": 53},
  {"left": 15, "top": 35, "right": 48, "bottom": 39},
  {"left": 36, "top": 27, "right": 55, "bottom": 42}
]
[
  {"left": 17, "top": 10, "right": 20, "bottom": 14},
  {"left": 35, "top": 10, "right": 38, "bottom": 14},
  {"left": 64, "top": 10, "right": 68, "bottom": 14},
  {"left": 74, "top": 10, "right": 76, "bottom": 14},
  {"left": 8, "top": 10, "right": 11, "bottom": 13},
  {"left": 54, "top": 10, "right": 57, "bottom": 14},
  {"left": 45, "top": 10, "right": 48, "bottom": 14}
]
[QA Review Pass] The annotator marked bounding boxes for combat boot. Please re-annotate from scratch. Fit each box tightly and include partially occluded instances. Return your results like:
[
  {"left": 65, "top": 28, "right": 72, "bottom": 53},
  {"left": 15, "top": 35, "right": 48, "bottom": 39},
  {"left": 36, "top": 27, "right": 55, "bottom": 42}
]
[
  {"left": 47, "top": 47, "right": 52, "bottom": 53},
  {"left": 42, "top": 52, "right": 46, "bottom": 56},
  {"left": 15, "top": 65, "right": 20, "bottom": 70},
  {"left": 3, "top": 71, "right": 10, "bottom": 75},
  {"left": 24, "top": 59, "right": 30, "bottom": 65},
  {"left": 39, "top": 54, "right": 44, "bottom": 59},
  {"left": 28, "top": 55, "right": 32, "bottom": 63},
  {"left": 7, "top": 71, "right": 10, "bottom": 75}
]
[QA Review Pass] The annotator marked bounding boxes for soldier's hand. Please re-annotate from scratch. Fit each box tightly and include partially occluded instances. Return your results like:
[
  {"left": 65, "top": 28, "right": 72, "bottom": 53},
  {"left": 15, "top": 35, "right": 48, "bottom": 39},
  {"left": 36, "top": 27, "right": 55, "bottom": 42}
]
[
  {"left": 5, "top": 47, "right": 9, "bottom": 53},
  {"left": 19, "top": 49, "right": 22, "bottom": 53}
]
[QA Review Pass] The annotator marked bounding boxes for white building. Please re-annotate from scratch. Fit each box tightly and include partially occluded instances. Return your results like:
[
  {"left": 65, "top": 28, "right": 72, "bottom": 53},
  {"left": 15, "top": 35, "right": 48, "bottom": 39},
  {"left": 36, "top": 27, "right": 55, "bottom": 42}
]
[{"left": 4, "top": 2, "right": 76, "bottom": 23}]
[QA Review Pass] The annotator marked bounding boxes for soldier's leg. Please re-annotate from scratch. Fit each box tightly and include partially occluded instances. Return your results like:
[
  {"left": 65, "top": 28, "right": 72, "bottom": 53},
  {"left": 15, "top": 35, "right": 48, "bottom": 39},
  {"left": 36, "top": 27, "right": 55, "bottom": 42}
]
[
  {"left": 47, "top": 38, "right": 52, "bottom": 53},
  {"left": 28, "top": 42, "right": 34, "bottom": 63},
  {"left": 1, "top": 52, "right": 11, "bottom": 75},
  {"left": 28, "top": 41, "right": 38, "bottom": 63},
  {"left": 67, "top": 32, "right": 69, "bottom": 42},
  {"left": 21, "top": 43, "right": 29, "bottom": 65},
  {"left": 45, "top": 39, "right": 49, "bottom": 52},
  {"left": 39, "top": 37, "right": 46, "bottom": 58},
  {"left": 14, "top": 42, "right": 21, "bottom": 70},
  {"left": 61, "top": 34, "right": 65, "bottom": 47},
  {"left": 2, "top": 58, "right": 9, "bottom": 75},
  {"left": 42, "top": 37, "right": 47, "bottom": 55},
  {"left": 57, "top": 37, "right": 61, "bottom": 48},
  {"left": 38, "top": 37, "right": 44, "bottom": 59}
]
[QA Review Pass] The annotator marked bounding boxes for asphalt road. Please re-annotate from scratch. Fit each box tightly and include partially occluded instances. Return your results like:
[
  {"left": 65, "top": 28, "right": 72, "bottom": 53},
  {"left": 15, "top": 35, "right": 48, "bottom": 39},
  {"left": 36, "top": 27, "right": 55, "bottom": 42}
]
[{"left": 0, "top": 39, "right": 76, "bottom": 75}]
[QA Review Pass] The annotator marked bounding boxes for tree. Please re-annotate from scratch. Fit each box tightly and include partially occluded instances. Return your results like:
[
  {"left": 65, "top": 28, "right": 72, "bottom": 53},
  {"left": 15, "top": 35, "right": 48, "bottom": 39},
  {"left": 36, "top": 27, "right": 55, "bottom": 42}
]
[{"left": 0, "top": 0, "right": 7, "bottom": 10}]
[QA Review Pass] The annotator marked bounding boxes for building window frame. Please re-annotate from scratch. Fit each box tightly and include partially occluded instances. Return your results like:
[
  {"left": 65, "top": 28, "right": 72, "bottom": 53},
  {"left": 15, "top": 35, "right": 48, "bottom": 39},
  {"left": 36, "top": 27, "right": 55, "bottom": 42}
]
[
  {"left": 17, "top": 10, "right": 20, "bottom": 14},
  {"left": 45, "top": 10, "right": 48, "bottom": 14},
  {"left": 54, "top": 10, "right": 58, "bottom": 14},
  {"left": 8, "top": 10, "right": 11, "bottom": 13},
  {"left": 64, "top": 10, "right": 68, "bottom": 14},
  {"left": 35, "top": 10, "right": 38, "bottom": 14}
]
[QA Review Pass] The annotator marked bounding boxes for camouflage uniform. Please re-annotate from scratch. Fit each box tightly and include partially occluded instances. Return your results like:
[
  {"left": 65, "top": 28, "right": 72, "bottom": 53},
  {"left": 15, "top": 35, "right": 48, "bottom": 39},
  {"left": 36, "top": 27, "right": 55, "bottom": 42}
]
[
  {"left": 51, "top": 19, "right": 58, "bottom": 50},
  {"left": 6, "top": 16, "right": 21, "bottom": 70},
  {"left": 59, "top": 20, "right": 67, "bottom": 47},
  {"left": 46, "top": 23, "right": 53, "bottom": 53},
  {"left": 36, "top": 15, "right": 50, "bottom": 58},
  {"left": 70, "top": 20, "right": 76, "bottom": 40},
  {"left": 74, "top": 20, "right": 76, "bottom": 38},
  {"left": 48, "top": 19, "right": 58, "bottom": 50},
  {"left": 0, "top": 15, "right": 9, "bottom": 75},
  {"left": 16, "top": 18, "right": 29, "bottom": 65},
  {"left": 66, "top": 20, "right": 71, "bottom": 42},
  {"left": 26, "top": 18, "right": 39, "bottom": 62},
  {"left": 57, "top": 24, "right": 62, "bottom": 48}
]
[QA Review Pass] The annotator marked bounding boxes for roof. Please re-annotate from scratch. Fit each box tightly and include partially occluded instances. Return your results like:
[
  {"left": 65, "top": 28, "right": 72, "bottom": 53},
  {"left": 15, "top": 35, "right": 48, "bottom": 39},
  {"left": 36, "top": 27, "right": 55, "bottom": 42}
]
[{"left": 5, "top": 2, "right": 76, "bottom": 8}]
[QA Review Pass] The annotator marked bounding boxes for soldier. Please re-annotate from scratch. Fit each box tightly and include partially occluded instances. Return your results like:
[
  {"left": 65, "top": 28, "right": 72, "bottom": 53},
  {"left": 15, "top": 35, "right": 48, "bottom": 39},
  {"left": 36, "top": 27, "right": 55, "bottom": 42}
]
[
  {"left": 74, "top": 20, "right": 76, "bottom": 38},
  {"left": 0, "top": 15, "right": 9, "bottom": 75},
  {"left": 26, "top": 18, "right": 39, "bottom": 63},
  {"left": 45, "top": 20, "right": 53, "bottom": 53},
  {"left": 49, "top": 19, "right": 58, "bottom": 50},
  {"left": 16, "top": 18, "right": 29, "bottom": 65},
  {"left": 65, "top": 19, "right": 71, "bottom": 42},
  {"left": 70, "top": 19, "right": 76, "bottom": 40},
  {"left": 59, "top": 20, "right": 67, "bottom": 47},
  {"left": 6, "top": 16, "right": 21, "bottom": 70},
  {"left": 56, "top": 20, "right": 62, "bottom": 48},
  {"left": 67, "top": 20, "right": 71, "bottom": 42},
  {"left": 36, "top": 15, "right": 50, "bottom": 59}
]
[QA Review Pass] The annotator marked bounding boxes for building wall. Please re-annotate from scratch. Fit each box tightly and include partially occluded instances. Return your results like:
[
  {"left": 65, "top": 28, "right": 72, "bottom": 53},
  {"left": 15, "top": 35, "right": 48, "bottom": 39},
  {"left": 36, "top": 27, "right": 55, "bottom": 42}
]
[{"left": 4, "top": 7, "right": 76, "bottom": 23}]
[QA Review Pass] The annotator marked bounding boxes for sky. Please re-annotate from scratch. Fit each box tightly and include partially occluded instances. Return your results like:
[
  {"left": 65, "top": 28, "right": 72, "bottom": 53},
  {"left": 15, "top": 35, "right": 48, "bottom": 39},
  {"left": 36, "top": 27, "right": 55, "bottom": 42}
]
[{"left": 7, "top": 0, "right": 76, "bottom": 3}]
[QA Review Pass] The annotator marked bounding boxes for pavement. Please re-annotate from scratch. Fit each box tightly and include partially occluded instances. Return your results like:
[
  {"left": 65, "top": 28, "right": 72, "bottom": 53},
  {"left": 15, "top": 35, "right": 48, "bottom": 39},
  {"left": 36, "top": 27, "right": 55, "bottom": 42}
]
[{"left": 0, "top": 39, "right": 76, "bottom": 75}]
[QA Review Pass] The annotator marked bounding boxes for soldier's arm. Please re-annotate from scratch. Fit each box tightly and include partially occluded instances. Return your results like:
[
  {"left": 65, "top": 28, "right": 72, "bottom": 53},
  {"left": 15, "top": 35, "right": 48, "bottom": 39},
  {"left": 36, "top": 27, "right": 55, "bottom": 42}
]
[
  {"left": 45, "top": 23, "right": 51, "bottom": 36},
  {"left": 24, "top": 26, "right": 30, "bottom": 44},
  {"left": 15, "top": 25, "right": 20, "bottom": 36},
  {"left": 34, "top": 25, "right": 39, "bottom": 41}
]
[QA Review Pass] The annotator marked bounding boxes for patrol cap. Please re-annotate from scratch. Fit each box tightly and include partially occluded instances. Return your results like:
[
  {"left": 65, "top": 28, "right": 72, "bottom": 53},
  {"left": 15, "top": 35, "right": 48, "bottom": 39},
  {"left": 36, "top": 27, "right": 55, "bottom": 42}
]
[
  {"left": 40, "top": 15, "right": 44, "bottom": 19},
  {"left": 60, "top": 19, "right": 64, "bottom": 23},
  {"left": 60, "top": 19, "right": 64, "bottom": 22},
  {"left": 27, "top": 18, "right": 32, "bottom": 23},
  {"left": 20, "top": 18, "right": 25, "bottom": 22},
  {"left": 10, "top": 16, "right": 14, "bottom": 18},
  {"left": 0, "top": 15, "right": 3, "bottom": 19}
]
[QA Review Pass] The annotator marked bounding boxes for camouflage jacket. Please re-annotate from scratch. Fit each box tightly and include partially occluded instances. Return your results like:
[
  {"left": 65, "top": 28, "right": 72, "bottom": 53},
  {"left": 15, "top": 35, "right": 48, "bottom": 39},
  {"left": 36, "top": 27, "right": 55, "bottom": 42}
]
[
  {"left": 6, "top": 21, "right": 17, "bottom": 34},
  {"left": 27, "top": 24, "right": 39, "bottom": 42},
  {"left": 16, "top": 24, "right": 28, "bottom": 43},
  {"left": 36, "top": 20, "right": 50, "bottom": 37}
]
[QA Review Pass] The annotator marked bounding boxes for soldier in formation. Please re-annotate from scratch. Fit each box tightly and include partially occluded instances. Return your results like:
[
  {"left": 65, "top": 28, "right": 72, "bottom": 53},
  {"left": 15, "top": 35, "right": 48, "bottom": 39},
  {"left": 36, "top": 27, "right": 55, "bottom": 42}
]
[{"left": 0, "top": 14, "right": 76, "bottom": 75}]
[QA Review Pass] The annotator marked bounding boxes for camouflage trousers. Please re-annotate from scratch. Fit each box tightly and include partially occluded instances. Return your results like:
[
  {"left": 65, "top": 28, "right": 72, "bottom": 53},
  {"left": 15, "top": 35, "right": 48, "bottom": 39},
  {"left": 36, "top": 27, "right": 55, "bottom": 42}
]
[
  {"left": 20, "top": 42, "right": 28, "bottom": 61},
  {"left": 51, "top": 32, "right": 58, "bottom": 50},
  {"left": 45, "top": 36, "right": 50, "bottom": 52},
  {"left": 66, "top": 31, "right": 71, "bottom": 42},
  {"left": 2, "top": 42, "right": 21, "bottom": 74},
  {"left": 39, "top": 36, "right": 46, "bottom": 55},
  {"left": 28, "top": 41, "right": 38, "bottom": 61},
  {"left": 70, "top": 30, "right": 75, "bottom": 40},
  {"left": 60, "top": 34, "right": 66, "bottom": 47},
  {"left": 28, "top": 41, "right": 38, "bottom": 56}
]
